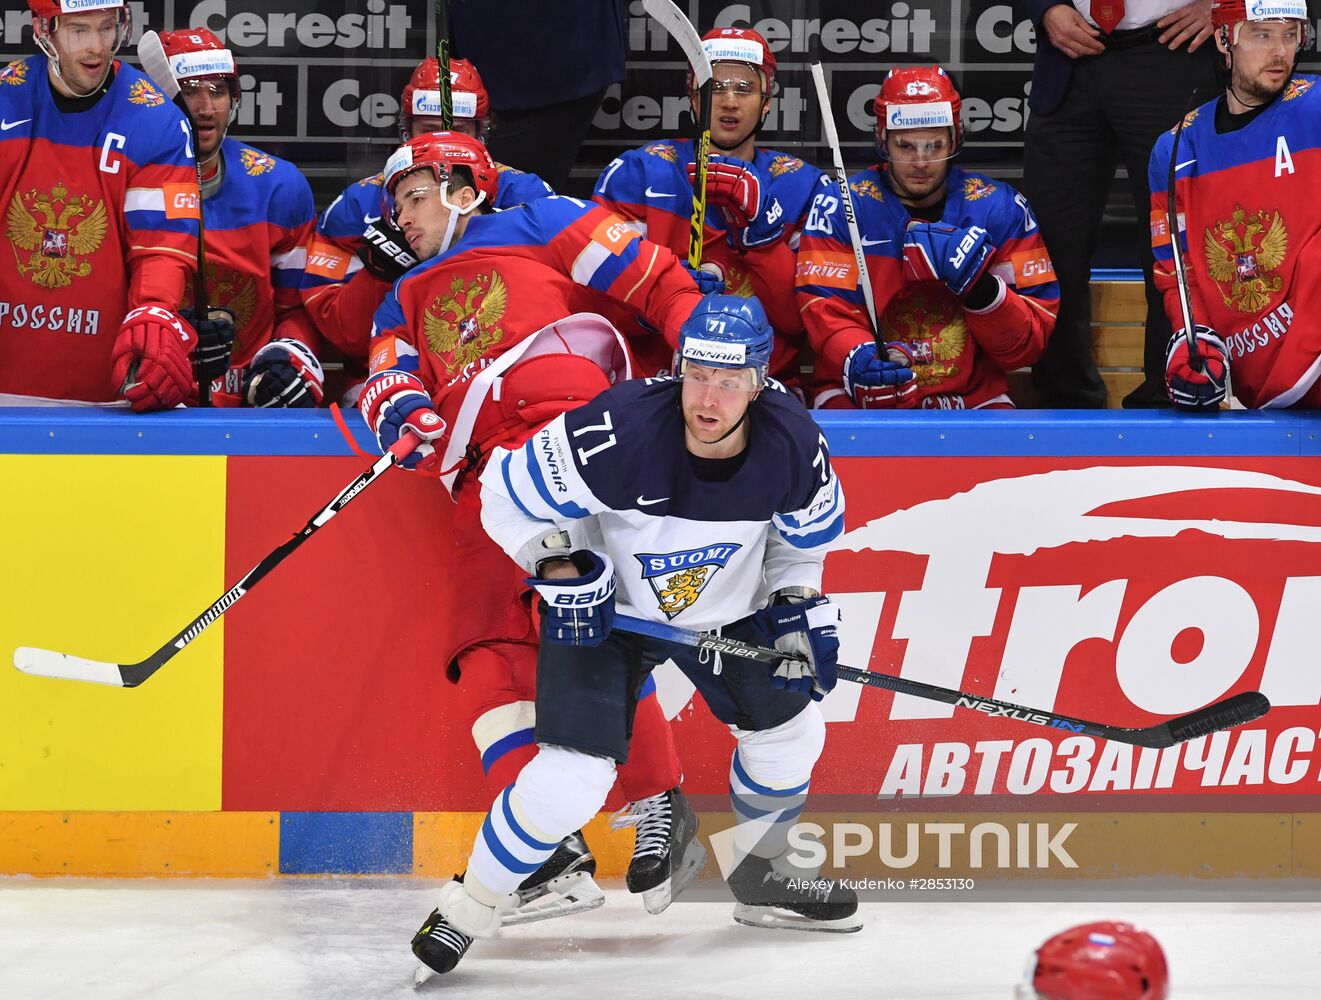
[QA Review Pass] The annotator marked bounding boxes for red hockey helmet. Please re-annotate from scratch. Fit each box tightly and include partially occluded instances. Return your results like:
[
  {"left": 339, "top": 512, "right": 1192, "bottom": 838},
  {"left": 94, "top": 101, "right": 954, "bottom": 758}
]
[
  {"left": 399, "top": 57, "right": 490, "bottom": 142},
  {"left": 29, "top": 0, "right": 130, "bottom": 91},
  {"left": 693, "top": 26, "right": 776, "bottom": 92},
  {"left": 1023, "top": 921, "right": 1170, "bottom": 1000},
  {"left": 159, "top": 28, "right": 240, "bottom": 121},
  {"left": 28, "top": 0, "right": 124, "bottom": 17},
  {"left": 874, "top": 65, "right": 963, "bottom": 151},
  {"left": 382, "top": 131, "right": 499, "bottom": 215},
  {"left": 1211, "top": 0, "right": 1312, "bottom": 46}
]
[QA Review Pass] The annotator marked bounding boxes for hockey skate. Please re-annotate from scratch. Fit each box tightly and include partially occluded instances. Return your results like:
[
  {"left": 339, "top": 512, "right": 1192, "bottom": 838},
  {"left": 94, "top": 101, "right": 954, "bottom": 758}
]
[
  {"left": 411, "top": 877, "right": 501, "bottom": 987},
  {"left": 610, "top": 787, "right": 707, "bottom": 915},
  {"left": 727, "top": 853, "right": 862, "bottom": 933},
  {"left": 502, "top": 830, "right": 605, "bottom": 927}
]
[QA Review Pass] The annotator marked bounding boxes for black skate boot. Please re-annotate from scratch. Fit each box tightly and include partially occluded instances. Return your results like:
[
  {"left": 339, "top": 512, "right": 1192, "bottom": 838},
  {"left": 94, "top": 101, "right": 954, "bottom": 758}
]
[
  {"left": 611, "top": 787, "right": 707, "bottom": 914},
  {"left": 727, "top": 853, "right": 862, "bottom": 933},
  {"left": 504, "top": 830, "right": 605, "bottom": 926},
  {"left": 411, "top": 907, "right": 473, "bottom": 984},
  {"left": 410, "top": 876, "right": 501, "bottom": 987}
]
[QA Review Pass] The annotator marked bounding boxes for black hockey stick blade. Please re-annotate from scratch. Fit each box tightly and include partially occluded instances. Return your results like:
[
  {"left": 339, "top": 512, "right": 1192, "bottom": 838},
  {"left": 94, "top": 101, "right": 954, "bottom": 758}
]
[
  {"left": 1161, "top": 690, "right": 1271, "bottom": 745},
  {"left": 13, "top": 436, "right": 415, "bottom": 688}
]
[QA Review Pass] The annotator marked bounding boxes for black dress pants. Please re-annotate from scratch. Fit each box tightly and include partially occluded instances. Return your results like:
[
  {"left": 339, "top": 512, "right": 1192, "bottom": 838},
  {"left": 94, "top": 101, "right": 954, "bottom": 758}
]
[{"left": 1023, "top": 40, "right": 1221, "bottom": 407}]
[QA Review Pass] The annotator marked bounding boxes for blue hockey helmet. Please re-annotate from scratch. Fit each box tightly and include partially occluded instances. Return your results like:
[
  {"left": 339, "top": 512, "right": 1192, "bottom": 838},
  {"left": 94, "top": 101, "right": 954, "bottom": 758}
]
[{"left": 676, "top": 295, "right": 773, "bottom": 387}]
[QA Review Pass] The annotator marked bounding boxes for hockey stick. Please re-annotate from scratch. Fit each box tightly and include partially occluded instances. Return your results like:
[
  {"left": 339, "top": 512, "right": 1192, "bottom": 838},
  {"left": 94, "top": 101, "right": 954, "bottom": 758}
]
[
  {"left": 1166, "top": 88, "right": 1202, "bottom": 373},
  {"left": 614, "top": 615, "right": 1269, "bottom": 749},
  {"left": 642, "top": 0, "right": 712, "bottom": 269},
  {"left": 138, "top": 29, "right": 212, "bottom": 405},
  {"left": 433, "top": 0, "right": 453, "bottom": 130},
  {"left": 810, "top": 62, "right": 880, "bottom": 342},
  {"left": 12, "top": 434, "right": 419, "bottom": 688}
]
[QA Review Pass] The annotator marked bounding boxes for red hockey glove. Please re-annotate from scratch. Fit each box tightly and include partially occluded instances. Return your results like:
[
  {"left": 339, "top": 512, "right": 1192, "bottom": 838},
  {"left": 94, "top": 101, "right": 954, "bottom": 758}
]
[
  {"left": 688, "top": 155, "right": 761, "bottom": 231},
  {"left": 111, "top": 306, "right": 197, "bottom": 412}
]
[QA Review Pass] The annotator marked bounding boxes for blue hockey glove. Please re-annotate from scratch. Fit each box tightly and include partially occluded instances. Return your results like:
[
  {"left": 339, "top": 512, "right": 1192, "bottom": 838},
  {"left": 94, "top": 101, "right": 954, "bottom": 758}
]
[
  {"left": 528, "top": 550, "right": 617, "bottom": 646},
  {"left": 842, "top": 341, "right": 924, "bottom": 408},
  {"left": 242, "top": 339, "right": 326, "bottom": 408},
  {"left": 1165, "top": 326, "right": 1228, "bottom": 410},
  {"left": 682, "top": 261, "right": 726, "bottom": 296},
  {"left": 902, "top": 222, "right": 994, "bottom": 297},
  {"left": 753, "top": 593, "right": 841, "bottom": 701}
]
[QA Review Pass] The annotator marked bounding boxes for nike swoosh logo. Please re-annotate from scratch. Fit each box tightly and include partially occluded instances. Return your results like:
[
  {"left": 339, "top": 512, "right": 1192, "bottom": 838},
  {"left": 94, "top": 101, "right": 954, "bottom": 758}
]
[
  {"left": 0, "top": 118, "right": 31, "bottom": 131},
  {"left": 860, "top": 238, "right": 891, "bottom": 247},
  {"left": 1175, "top": 159, "right": 1197, "bottom": 171},
  {"left": 363, "top": 213, "right": 381, "bottom": 224},
  {"left": 636, "top": 495, "right": 669, "bottom": 507},
  {"left": 644, "top": 187, "right": 675, "bottom": 199}
]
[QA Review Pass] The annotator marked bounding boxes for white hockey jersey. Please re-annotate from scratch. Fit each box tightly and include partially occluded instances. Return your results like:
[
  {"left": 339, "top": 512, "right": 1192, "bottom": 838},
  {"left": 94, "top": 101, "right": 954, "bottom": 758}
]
[{"left": 479, "top": 376, "right": 845, "bottom": 630}]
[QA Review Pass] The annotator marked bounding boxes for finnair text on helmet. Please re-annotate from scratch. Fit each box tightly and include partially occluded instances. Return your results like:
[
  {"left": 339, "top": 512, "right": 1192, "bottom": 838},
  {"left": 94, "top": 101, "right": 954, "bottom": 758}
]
[{"left": 683, "top": 338, "right": 747, "bottom": 365}]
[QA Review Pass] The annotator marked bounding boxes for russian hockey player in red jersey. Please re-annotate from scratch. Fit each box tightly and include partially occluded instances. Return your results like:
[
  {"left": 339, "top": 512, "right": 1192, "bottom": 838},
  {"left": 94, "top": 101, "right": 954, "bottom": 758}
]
[
  {"left": 1020, "top": 921, "right": 1169, "bottom": 999},
  {"left": 360, "top": 134, "right": 709, "bottom": 945},
  {"left": 593, "top": 27, "right": 825, "bottom": 389},
  {"left": 158, "top": 29, "right": 322, "bottom": 408},
  {"left": 797, "top": 66, "right": 1058, "bottom": 410},
  {"left": 1, "top": 0, "right": 200, "bottom": 409},
  {"left": 1150, "top": 0, "right": 1321, "bottom": 409},
  {"left": 300, "top": 56, "right": 554, "bottom": 378}
]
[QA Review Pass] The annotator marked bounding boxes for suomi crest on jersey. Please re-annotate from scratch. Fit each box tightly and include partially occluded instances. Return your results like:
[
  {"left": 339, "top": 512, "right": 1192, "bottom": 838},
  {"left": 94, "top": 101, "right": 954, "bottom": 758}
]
[{"left": 636, "top": 544, "right": 743, "bottom": 619}]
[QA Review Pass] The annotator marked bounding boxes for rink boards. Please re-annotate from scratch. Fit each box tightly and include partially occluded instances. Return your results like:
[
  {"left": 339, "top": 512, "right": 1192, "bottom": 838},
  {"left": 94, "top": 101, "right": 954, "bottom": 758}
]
[{"left": 3, "top": 407, "right": 1321, "bottom": 877}]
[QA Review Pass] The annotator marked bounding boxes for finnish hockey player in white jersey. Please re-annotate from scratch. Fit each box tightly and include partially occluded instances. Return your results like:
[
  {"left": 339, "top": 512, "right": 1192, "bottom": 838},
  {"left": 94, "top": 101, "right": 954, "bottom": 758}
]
[{"left": 408, "top": 295, "right": 860, "bottom": 978}]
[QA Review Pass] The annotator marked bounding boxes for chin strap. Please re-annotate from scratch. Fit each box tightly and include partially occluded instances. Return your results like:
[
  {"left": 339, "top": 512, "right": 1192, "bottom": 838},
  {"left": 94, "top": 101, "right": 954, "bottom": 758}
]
[{"left": 434, "top": 181, "right": 487, "bottom": 255}]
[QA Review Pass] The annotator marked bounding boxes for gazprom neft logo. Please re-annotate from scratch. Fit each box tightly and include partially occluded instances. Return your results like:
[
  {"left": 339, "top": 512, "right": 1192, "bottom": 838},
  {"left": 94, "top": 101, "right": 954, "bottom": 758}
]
[
  {"left": 887, "top": 100, "right": 954, "bottom": 130},
  {"left": 682, "top": 337, "right": 746, "bottom": 365},
  {"left": 1248, "top": 0, "right": 1307, "bottom": 20},
  {"left": 413, "top": 89, "right": 479, "bottom": 119},
  {"left": 382, "top": 145, "right": 414, "bottom": 180},
  {"left": 61, "top": 0, "right": 121, "bottom": 11},
  {"left": 169, "top": 51, "right": 236, "bottom": 80},
  {"left": 701, "top": 37, "right": 764, "bottom": 64}
]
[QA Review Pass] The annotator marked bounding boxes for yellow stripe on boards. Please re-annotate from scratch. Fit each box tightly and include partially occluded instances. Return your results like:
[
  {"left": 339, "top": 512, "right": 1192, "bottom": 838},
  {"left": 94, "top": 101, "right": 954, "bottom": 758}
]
[{"left": 0, "top": 456, "right": 227, "bottom": 810}]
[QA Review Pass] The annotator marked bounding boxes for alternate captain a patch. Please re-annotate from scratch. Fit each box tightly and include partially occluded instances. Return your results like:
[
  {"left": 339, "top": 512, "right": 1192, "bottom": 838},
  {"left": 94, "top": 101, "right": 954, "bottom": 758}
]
[{"left": 637, "top": 544, "right": 742, "bottom": 619}]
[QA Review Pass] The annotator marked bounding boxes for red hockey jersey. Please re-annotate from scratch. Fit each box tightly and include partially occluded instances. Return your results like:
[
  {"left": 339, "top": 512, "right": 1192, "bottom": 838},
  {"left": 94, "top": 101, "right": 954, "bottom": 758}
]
[{"left": 0, "top": 55, "right": 198, "bottom": 404}]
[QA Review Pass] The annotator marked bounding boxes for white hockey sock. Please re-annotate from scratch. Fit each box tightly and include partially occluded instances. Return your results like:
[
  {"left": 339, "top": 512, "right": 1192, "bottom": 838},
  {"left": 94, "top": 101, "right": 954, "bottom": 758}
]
[
  {"left": 466, "top": 744, "right": 616, "bottom": 902},
  {"left": 728, "top": 705, "right": 825, "bottom": 862}
]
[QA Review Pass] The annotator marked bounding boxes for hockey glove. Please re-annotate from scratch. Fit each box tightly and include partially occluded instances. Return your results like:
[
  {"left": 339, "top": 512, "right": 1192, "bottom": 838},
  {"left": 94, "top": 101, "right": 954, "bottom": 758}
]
[
  {"left": 1165, "top": 326, "right": 1228, "bottom": 410},
  {"left": 752, "top": 591, "right": 841, "bottom": 701},
  {"left": 842, "top": 341, "right": 926, "bottom": 408},
  {"left": 111, "top": 305, "right": 197, "bottom": 412},
  {"left": 683, "top": 261, "right": 726, "bottom": 296},
  {"left": 528, "top": 550, "right": 617, "bottom": 647},
  {"left": 181, "top": 306, "right": 237, "bottom": 383},
  {"left": 242, "top": 338, "right": 326, "bottom": 408},
  {"left": 902, "top": 222, "right": 994, "bottom": 297},
  {"left": 359, "top": 370, "right": 447, "bottom": 471},
  {"left": 357, "top": 216, "right": 418, "bottom": 282}
]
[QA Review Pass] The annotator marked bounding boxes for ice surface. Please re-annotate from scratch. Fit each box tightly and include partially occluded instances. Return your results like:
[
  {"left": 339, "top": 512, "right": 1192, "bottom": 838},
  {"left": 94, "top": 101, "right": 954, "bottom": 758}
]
[{"left": 1, "top": 878, "right": 1317, "bottom": 999}]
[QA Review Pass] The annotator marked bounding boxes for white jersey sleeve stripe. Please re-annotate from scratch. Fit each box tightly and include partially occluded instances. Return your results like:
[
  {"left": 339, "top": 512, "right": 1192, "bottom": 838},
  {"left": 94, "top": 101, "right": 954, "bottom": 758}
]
[
  {"left": 570, "top": 240, "right": 612, "bottom": 287},
  {"left": 124, "top": 188, "right": 166, "bottom": 213}
]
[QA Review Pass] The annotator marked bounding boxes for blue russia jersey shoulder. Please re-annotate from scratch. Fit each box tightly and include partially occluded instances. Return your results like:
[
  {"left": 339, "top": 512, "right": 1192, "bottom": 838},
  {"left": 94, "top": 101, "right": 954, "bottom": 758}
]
[
  {"left": 319, "top": 174, "right": 382, "bottom": 236},
  {"left": 948, "top": 167, "right": 1030, "bottom": 238},
  {"left": 108, "top": 60, "right": 191, "bottom": 145},
  {"left": 494, "top": 164, "right": 554, "bottom": 209},
  {"left": 460, "top": 194, "right": 593, "bottom": 252},
  {"left": 598, "top": 140, "right": 691, "bottom": 201},
  {"left": 753, "top": 147, "right": 824, "bottom": 204},
  {"left": 845, "top": 164, "right": 906, "bottom": 234},
  {"left": 216, "top": 139, "right": 312, "bottom": 226}
]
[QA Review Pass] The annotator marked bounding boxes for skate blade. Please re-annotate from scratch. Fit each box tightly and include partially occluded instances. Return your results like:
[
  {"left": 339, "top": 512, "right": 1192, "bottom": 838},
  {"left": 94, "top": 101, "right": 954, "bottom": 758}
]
[
  {"left": 412, "top": 963, "right": 437, "bottom": 988},
  {"left": 501, "top": 872, "right": 606, "bottom": 927},
  {"left": 731, "top": 902, "right": 863, "bottom": 934},
  {"left": 641, "top": 838, "right": 708, "bottom": 915}
]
